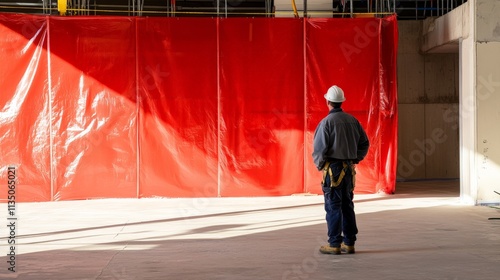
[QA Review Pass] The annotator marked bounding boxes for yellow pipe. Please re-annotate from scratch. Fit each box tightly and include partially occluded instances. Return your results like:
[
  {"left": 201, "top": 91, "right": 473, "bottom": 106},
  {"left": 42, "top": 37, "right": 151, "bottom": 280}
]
[
  {"left": 58, "top": 0, "right": 67, "bottom": 15},
  {"left": 291, "top": 0, "right": 299, "bottom": 18}
]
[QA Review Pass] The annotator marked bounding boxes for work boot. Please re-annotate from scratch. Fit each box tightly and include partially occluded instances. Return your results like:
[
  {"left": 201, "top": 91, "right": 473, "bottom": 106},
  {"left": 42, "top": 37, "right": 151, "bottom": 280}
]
[
  {"left": 341, "top": 242, "right": 355, "bottom": 254},
  {"left": 319, "top": 244, "right": 341, "bottom": 255}
]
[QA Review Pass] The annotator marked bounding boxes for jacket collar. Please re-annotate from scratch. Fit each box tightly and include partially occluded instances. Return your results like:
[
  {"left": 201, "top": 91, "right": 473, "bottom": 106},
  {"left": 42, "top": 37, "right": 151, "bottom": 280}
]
[{"left": 328, "top": 108, "right": 343, "bottom": 114}]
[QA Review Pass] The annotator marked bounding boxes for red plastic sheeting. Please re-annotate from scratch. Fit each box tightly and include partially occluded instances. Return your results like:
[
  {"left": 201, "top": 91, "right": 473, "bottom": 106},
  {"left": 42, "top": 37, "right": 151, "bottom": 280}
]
[
  {"left": 50, "top": 17, "right": 138, "bottom": 200},
  {"left": 218, "top": 18, "right": 306, "bottom": 196},
  {"left": 0, "top": 15, "right": 50, "bottom": 201},
  {"left": 305, "top": 17, "right": 398, "bottom": 195},
  {"left": 138, "top": 18, "right": 219, "bottom": 198},
  {"left": 0, "top": 14, "right": 398, "bottom": 202}
]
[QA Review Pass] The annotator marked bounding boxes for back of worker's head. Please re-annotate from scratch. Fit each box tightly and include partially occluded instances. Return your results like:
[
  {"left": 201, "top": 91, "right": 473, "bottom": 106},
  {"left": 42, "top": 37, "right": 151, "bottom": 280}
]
[{"left": 324, "top": 85, "right": 345, "bottom": 108}]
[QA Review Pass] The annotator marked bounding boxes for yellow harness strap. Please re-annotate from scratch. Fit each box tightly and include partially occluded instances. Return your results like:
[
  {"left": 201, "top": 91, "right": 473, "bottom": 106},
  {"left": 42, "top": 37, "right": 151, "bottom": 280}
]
[{"left": 322, "top": 161, "right": 356, "bottom": 189}]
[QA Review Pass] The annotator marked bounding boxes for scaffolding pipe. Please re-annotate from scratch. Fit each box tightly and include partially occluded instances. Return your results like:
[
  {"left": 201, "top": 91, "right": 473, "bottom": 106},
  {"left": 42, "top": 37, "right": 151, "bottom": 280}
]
[
  {"left": 0, "top": 0, "right": 468, "bottom": 18},
  {"left": 304, "top": 0, "right": 307, "bottom": 18}
]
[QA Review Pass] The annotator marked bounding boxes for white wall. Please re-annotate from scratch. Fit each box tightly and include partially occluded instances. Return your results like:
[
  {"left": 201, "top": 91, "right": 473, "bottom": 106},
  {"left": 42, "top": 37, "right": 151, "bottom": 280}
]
[
  {"left": 422, "top": 0, "right": 500, "bottom": 204},
  {"left": 397, "top": 21, "right": 460, "bottom": 181},
  {"left": 459, "top": 0, "right": 476, "bottom": 205},
  {"left": 474, "top": 0, "right": 500, "bottom": 204}
]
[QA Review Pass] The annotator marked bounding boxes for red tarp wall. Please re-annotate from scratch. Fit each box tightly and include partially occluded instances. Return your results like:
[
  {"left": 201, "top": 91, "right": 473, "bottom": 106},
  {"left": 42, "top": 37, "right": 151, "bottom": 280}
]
[{"left": 0, "top": 14, "right": 398, "bottom": 202}]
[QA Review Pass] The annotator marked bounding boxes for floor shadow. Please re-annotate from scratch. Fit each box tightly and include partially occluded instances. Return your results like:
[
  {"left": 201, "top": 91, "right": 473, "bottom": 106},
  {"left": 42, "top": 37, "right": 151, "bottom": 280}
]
[{"left": 1, "top": 203, "right": 499, "bottom": 280}]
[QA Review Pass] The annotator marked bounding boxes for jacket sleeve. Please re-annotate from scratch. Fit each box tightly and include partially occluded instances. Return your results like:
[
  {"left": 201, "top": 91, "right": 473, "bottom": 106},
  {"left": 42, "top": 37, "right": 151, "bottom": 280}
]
[
  {"left": 312, "top": 121, "right": 329, "bottom": 170},
  {"left": 356, "top": 123, "right": 370, "bottom": 162}
]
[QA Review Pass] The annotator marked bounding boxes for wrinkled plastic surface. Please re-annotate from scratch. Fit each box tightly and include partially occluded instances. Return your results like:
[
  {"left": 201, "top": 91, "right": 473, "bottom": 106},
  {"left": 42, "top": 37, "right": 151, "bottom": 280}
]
[
  {"left": 0, "top": 15, "right": 51, "bottom": 201},
  {"left": 0, "top": 14, "right": 398, "bottom": 202},
  {"left": 306, "top": 17, "right": 399, "bottom": 194},
  {"left": 138, "top": 18, "right": 219, "bottom": 198},
  {"left": 49, "top": 17, "right": 138, "bottom": 200},
  {"left": 218, "top": 18, "right": 305, "bottom": 196}
]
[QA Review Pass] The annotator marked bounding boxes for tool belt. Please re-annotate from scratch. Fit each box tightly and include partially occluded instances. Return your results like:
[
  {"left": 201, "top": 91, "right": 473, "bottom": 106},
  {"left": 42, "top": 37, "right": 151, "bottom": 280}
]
[{"left": 321, "top": 160, "right": 356, "bottom": 189}]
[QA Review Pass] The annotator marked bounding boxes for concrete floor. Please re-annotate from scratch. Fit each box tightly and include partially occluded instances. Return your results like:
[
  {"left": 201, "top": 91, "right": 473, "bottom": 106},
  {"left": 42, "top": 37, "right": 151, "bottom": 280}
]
[{"left": 1, "top": 180, "right": 500, "bottom": 279}]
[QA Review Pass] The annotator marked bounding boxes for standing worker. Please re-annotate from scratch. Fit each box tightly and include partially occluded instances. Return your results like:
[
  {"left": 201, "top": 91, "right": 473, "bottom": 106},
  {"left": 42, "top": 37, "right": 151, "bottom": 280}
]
[{"left": 312, "top": 85, "right": 370, "bottom": 255}]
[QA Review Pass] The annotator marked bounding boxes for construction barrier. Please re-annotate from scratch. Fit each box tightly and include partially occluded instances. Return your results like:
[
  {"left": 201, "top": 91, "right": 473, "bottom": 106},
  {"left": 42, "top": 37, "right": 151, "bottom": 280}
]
[{"left": 0, "top": 13, "right": 398, "bottom": 201}]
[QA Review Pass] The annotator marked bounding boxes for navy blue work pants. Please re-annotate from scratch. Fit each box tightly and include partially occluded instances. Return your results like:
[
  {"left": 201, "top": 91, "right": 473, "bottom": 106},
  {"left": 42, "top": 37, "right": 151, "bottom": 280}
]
[{"left": 321, "top": 161, "right": 358, "bottom": 247}]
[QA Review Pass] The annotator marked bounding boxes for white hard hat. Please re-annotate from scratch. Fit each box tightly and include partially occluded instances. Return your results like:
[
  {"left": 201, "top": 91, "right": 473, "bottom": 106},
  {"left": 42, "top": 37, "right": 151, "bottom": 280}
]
[{"left": 324, "top": 85, "right": 346, "bottom": 103}]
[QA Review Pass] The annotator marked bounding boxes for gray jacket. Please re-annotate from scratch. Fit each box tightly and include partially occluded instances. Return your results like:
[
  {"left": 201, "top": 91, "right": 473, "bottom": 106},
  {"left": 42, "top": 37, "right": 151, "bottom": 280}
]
[{"left": 312, "top": 108, "right": 369, "bottom": 170}]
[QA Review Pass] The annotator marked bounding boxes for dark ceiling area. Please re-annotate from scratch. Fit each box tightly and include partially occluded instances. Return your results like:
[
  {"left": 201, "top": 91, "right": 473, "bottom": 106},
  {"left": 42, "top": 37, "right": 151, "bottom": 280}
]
[
  {"left": 0, "top": 1, "right": 468, "bottom": 19},
  {"left": 0, "top": 0, "right": 273, "bottom": 17}
]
